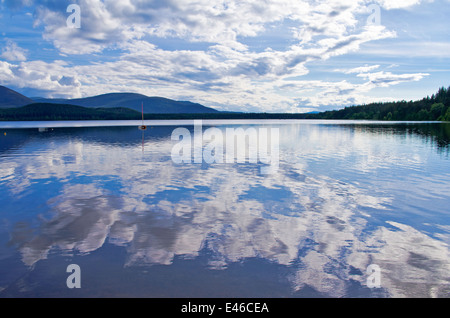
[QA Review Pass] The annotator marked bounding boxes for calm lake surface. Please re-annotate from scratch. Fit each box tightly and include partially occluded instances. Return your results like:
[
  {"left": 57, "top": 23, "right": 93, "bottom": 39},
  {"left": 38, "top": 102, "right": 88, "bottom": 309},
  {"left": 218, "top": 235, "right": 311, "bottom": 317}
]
[{"left": 0, "top": 120, "right": 449, "bottom": 298}]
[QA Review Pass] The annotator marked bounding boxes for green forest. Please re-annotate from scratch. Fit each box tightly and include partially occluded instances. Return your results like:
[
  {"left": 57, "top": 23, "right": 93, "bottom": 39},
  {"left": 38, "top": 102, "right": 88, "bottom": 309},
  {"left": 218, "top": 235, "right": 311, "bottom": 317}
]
[
  {"left": 0, "top": 86, "right": 449, "bottom": 121},
  {"left": 312, "top": 86, "right": 450, "bottom": 121}
]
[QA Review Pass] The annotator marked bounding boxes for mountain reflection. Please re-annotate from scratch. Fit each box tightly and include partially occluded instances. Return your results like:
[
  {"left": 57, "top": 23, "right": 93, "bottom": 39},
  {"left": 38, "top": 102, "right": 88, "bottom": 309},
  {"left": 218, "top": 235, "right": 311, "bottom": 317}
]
[{"left": 2, "top": 121, "right": 450, "bottom": 297}]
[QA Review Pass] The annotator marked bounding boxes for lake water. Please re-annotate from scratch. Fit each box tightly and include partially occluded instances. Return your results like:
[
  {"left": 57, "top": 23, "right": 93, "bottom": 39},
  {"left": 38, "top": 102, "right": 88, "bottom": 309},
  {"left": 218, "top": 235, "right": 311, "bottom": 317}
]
[{"left": 0, "top": 120, "right": 449, "bottom": 298}]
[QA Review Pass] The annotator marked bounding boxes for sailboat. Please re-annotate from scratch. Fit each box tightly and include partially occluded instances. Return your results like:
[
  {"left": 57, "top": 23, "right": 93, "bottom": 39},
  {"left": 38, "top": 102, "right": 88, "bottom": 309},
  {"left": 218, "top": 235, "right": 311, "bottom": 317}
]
[{"left": 138, "top": 102, "right": 147, "bottom": 130}]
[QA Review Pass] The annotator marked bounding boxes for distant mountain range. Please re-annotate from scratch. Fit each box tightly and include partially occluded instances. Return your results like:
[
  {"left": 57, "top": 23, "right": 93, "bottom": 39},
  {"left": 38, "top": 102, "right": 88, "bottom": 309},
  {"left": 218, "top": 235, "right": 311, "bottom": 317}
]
[
  {"left": 0, "top": 86, "right": 34, "bottom": 108},
  {"left": 0, "top": 86, "right": 218, "bottom": 114}
]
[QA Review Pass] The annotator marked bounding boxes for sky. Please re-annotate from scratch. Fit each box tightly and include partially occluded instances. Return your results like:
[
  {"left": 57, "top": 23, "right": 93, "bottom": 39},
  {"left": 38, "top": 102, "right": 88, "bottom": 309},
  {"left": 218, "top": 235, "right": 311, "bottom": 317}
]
[{"left": 0, "top": 0, "right": 449, "bottom": 113}]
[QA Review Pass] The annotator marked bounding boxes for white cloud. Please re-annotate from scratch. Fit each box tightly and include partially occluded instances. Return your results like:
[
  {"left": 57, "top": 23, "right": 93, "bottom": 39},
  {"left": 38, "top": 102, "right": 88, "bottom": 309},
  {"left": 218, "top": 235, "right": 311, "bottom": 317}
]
[
  {"left": 0, "top": 59, "right": 82, "bottom": 98},
  {"left": 34, "top": 0, "right": 125, "bottom": 55},
  {"left": 375, "top": 0, "right": 423, "bottom": 10},
  {"left": 0, "top": 40, "right": 28, "bottom": 61},
  {"left": 0, "top": 54, "right": 430, "bottom": 112},
  {"left": 357, "top": 70, "right": 429, "bottom": 87},
  {"left": 27, "top": 0, "right": 398, "bottom": 57},
  {"left": 0, "top": 0, "right": 442, "bottom": 111},
  {"left": 337, "top": 65, "right": 381, "bottom": 74}
]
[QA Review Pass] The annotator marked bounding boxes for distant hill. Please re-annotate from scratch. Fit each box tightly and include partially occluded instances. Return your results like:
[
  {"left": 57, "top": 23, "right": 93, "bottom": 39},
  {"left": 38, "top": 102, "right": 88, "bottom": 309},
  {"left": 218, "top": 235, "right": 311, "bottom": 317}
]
[
  {"left": 0, "top": 86, "right": 34, "bottom": 108},
  {"left": 32, "top": 93, "right": 218, "bottom": 114}
]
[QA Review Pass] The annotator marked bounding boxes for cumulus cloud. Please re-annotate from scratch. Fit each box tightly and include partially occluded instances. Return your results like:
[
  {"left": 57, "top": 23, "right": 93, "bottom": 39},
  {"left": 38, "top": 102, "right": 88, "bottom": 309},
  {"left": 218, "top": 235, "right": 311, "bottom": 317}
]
[
  {"left": 27, "top": 0, "right": 403, "bottom": 56},
  {"left": 0, "top": 0, "right": 437, "bottom": 111},
  {"left": 0, "top": 60, "right": 82, "bottom": 98},
  {"left": 0, "top": 40, "right": 28, "bottom": 61},
  {"left": 376, "top": 0, "right": 422, "bottom": 9}
]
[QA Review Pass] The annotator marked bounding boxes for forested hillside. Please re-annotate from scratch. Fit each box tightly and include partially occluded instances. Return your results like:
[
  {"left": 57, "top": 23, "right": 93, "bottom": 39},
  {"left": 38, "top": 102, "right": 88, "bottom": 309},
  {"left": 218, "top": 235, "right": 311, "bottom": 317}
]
[{"left": 315, "top": 86, "right": 450, "bottom": 121}]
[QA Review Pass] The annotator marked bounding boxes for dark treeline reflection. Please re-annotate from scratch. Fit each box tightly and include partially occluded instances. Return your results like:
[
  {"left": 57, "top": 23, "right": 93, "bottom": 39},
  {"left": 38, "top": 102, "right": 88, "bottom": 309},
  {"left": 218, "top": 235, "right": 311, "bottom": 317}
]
[
  {"left": 336, "top": 122, "right": 450, "bottom": 151},
  {"left": 0, "top": 125, "right": 176, "bottom": 154},
  {"left": 2, "top": 122, "right": 449, "bottom": 156}
]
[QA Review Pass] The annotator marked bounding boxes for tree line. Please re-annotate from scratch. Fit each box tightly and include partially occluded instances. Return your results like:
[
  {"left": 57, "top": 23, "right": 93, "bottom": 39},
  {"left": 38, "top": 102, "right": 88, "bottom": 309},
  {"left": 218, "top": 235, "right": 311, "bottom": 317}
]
[{"left": 311, "top": 86, "right": 450, "bottom": 121}]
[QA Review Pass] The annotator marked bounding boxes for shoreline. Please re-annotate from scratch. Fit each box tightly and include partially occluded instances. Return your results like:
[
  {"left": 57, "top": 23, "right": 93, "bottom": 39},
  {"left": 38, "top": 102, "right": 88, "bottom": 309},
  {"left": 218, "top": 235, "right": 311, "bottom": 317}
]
[{"left": 0, "top": 119, "right": 446, "bottom": 129}]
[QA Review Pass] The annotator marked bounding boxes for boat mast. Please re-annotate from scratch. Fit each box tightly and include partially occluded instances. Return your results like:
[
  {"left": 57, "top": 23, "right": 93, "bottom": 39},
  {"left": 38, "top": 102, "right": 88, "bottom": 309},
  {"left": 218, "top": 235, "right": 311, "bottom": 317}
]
[{"left": 138, "top": 101, "right": 147, "bottom": 131}]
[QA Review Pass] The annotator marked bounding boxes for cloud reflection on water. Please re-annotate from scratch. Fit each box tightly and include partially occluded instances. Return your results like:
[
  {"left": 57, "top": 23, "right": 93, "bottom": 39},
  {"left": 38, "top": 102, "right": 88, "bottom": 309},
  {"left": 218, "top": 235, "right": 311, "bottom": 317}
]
[{"left": 2, "top": 122, "right": 449, "bottom": 297}]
